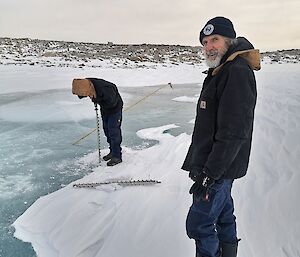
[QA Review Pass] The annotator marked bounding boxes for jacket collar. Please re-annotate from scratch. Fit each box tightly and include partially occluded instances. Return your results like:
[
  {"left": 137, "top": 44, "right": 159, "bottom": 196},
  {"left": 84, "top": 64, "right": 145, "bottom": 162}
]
[
  {"left": 212, "top": 49, "right": 261, "bottom": 76},
  {"left": 210, "top": 37, "right": 261, "bottom": 76}
]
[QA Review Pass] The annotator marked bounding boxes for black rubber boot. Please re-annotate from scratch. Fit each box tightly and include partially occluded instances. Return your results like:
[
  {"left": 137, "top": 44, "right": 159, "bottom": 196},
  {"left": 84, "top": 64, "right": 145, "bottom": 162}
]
[
  {"left": 103, "top": 152, "right": 113, "bottom": 161},
  {"left": 220, "top": 241, "right": 238, "bottom": 257},
  {"left": 107, "top": 157, "right": 122, "bottom": 166}
]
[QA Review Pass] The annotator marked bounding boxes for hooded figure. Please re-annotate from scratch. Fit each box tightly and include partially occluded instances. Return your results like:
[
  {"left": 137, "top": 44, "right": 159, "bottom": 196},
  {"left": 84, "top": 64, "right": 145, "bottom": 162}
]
[
  {"left": 72, "top": 78, "right": 123, "bottom": 166},
  {"left": 182, "top": 17, "right": 260, "bottom": 257},
  {"left": 88, "top": 78, "right": 123, "bottom": 166}
]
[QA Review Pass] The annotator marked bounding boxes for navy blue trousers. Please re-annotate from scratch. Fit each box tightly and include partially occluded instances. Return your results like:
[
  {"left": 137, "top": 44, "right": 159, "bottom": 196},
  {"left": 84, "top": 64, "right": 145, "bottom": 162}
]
[
  {"left": 186, "top": 179, "right": 237, "bottom": 257},
  {"left": 101, "top": 111, "right": 122, "bottom": 159}
]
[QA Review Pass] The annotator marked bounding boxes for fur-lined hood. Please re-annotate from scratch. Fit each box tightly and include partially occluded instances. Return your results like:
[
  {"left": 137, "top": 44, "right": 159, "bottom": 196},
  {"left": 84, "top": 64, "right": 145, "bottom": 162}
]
[{"left": 212, "top": 37, "right": 261, "bottom": 76}]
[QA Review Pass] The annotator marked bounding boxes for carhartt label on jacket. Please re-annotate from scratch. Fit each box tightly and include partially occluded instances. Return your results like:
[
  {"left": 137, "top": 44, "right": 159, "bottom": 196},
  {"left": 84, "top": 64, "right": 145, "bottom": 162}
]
[{"left": 200, "top": 100, "right": 206, "bottom": 109}]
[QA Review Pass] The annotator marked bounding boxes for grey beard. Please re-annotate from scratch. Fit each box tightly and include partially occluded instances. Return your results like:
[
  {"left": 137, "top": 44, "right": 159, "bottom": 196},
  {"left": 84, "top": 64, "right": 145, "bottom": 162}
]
[{"left": 205, "top": 55, "right": 222, "bottom": 68}]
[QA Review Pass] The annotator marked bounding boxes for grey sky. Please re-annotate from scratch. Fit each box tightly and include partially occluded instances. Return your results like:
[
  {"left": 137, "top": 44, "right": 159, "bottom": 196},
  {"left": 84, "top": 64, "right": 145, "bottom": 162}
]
[{"left": 1, "top": 0, "right": 299, "bottom": 51}]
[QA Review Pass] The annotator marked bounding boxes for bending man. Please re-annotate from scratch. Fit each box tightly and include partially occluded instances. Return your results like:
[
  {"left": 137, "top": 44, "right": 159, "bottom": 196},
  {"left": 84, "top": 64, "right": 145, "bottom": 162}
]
[{"left": 73, "top": 78, "right": 123, "bottom": 166}]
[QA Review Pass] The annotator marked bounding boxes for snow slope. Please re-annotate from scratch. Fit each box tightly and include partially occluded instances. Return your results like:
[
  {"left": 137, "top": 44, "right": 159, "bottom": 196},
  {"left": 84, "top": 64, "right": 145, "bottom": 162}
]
[
  {"left": 0, "top": 63, "right": 205, "bottom": 94},
  {"left": 13, "top": 63, "right": 300, "bottom": 257}
]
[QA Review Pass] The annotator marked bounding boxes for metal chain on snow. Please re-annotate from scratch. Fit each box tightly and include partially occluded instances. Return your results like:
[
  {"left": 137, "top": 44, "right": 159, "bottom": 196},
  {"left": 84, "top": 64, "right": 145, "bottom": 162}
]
[
  {"left": 94, "top": 101, "right": 101, "bottom": 163},
  {"left": 73, "top": 179, "right": 162, "bottom": 189}
]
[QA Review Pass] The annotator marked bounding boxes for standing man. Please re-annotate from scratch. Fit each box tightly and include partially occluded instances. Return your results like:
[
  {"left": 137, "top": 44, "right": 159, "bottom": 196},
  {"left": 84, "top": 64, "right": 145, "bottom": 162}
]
[
  {"left": 182, "top": 17, "right": 260, "bottom": 257},
  {"left": 73, "top": 78, "right": 123, "bottom": 166}
]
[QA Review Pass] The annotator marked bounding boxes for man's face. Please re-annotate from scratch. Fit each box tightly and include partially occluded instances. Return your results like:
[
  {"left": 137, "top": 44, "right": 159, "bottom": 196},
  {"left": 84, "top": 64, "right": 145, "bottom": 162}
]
[{"left": 202, "top": 34, "right": 229, "bottom": 68}]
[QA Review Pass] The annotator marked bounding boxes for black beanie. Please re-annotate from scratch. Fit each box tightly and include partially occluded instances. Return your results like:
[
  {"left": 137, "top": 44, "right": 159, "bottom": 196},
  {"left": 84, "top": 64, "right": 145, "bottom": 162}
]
[{"left": 199, "top": 16, "right": 236, "bottom": 45}]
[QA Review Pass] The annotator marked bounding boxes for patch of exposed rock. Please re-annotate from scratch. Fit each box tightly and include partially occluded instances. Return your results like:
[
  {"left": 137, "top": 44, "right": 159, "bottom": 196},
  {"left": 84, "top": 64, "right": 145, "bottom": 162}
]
[{"left": 0, "top": 37, "right": 299, "bottom": 68}]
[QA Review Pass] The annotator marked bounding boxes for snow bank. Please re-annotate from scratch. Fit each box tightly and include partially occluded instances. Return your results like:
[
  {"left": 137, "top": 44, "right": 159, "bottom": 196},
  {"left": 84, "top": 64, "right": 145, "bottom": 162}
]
[
  {"left": 0, "top": 63, "right": 206, "bottom": 94},
  {"left": 13, "top": 124, "right": 195, "bottom": 257}
]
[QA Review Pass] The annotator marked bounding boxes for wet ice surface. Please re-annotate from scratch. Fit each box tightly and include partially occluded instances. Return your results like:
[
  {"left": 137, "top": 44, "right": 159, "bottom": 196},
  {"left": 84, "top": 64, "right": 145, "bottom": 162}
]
[{"left": 0, "top": 83, "right": 200, "bottom": 257}]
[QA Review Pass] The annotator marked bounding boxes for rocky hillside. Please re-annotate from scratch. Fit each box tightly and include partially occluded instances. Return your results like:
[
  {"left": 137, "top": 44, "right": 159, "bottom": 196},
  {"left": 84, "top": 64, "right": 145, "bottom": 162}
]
[
  {"left": 0, "top": 37, "right": 299, "bottom": 69},
  {"left": 261, "top": 49, "right": 300, "bottom": 64}
]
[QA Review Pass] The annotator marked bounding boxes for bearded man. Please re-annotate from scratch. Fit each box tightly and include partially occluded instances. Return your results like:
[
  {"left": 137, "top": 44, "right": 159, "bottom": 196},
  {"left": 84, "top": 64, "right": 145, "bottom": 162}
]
[{"left": 182, "top": 17, "right": 260, "bottom": 257}]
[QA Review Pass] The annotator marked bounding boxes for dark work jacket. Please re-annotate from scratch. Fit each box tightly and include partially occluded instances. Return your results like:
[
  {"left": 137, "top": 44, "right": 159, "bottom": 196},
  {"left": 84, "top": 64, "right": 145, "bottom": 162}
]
[
  {"left": 181, "top": 37, "right": 260, "bottom": 180},
  {"left": 87, "top": 78, "right": 123, "bottom": 115}
]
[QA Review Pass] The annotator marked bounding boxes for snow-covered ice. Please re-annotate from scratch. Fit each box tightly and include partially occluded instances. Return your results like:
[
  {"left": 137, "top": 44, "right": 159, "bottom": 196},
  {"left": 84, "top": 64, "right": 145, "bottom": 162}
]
[{"left": 1, "top": 61, "right": 300, "bottom": 257}]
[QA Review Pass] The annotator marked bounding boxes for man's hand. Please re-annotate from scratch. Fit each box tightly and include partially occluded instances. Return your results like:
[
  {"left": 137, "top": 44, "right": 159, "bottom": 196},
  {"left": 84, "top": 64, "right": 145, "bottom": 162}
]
[{"left": 189, "top": 170, "right": 215, "bottom": 200}]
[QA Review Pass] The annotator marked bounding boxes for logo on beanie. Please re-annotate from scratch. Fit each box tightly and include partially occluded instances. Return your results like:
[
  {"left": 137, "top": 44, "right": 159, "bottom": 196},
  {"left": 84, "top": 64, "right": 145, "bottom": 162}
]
[{"left": 203, "top": 24, "right": 214, "bottom": 36}]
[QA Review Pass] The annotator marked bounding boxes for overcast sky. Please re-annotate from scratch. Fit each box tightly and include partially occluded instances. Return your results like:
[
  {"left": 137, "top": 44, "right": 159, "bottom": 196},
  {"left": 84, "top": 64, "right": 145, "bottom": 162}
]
[{"left": 1, "top": 0, "right": 299, "bottom": 51}]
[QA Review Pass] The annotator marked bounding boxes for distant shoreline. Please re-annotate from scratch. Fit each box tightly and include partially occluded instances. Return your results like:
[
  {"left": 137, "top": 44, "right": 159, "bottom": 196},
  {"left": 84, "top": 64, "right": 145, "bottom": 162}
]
[{"left": 1, "top": 37, "right": 299, "bottom": 68}]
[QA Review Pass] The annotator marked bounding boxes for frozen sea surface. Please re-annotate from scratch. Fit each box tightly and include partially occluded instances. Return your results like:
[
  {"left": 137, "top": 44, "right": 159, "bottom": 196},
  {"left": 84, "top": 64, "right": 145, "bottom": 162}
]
[
  {"left": 4, "top": 62, "right": 300, "bottom": 257},
  {"left": 0, "top": 81, "right": 200, "bottom": 257}
]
